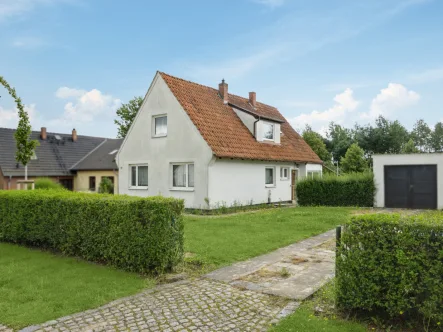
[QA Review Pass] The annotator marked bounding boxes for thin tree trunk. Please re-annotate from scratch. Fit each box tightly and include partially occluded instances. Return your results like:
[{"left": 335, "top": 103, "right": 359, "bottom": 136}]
[{"left": 25, "top": 165, "right": 28, "bottom": 181}]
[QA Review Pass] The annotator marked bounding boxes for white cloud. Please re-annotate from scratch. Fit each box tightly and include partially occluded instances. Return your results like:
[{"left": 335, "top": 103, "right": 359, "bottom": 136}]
[
  {"left": 0, "top": 0, "right": 76, "bottom": 22},
  {"left": 288, "top": 88, "right": 359, "bottom": 132},
  {"left": 252, "top": 0, "right": 285, "bottom": 8},
  {"left": 0, "top": 104, "right": 38, "bottom": 128},
  {"left": 361, "top": 83, "right": 420, "bottom": 119},
  {"left": 53, "top": 87, "right": 121, "bottom": 125}
]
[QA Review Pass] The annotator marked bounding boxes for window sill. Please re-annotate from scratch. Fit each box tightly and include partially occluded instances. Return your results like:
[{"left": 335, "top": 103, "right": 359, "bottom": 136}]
[
  {"left": 170, "top": 187, "right": 195, "bottom": 192},
  {"left": 280, "top": 178, "right": 289, "bottom": 181},
  {"left": 265, "top": 185, "right": 276, "bottom": 188},
  {"left": 129, "top": 186, "right": 148, "bottom": 190},
  {"left": 152, "top": 134, "right": 167, "bottom": 138}
]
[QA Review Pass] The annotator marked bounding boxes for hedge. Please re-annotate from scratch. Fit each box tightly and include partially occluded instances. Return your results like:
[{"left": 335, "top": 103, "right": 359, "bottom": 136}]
[
  {"left": 0, "top": 191, "right": 184, "bottom": 274},
  {"left": 297, "top": 172, "right": 375, "bottom": 207},
  {"left": 336, "top": 212, "right": 443, "bottom": 327}
]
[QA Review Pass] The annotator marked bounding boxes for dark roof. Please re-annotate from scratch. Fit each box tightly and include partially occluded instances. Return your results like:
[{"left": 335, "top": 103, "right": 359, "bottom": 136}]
[
  {"left": 0, "top": 127, "right": 107, "bottom": 177},
  {"left": 71, "top": 139, "right": 122, "bottom": 171},
  {"left": 159, "top": 72, "right": 322, "bottom": 164}
]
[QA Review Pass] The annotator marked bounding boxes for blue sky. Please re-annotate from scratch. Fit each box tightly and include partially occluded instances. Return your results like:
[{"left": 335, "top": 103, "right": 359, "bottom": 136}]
[{"left": 1, "top": 0, "right": 443, "bottom": 137}]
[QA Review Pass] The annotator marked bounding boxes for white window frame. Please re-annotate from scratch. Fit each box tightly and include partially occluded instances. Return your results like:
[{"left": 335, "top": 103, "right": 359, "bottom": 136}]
[
  {"left": 263, "top": 122, "right": 275, "bottom": 141},
  {"left": 280, "top": 167, "right": 290, "bottom": 180},
  {"left": 170, "top": 163, "right": 195, "bottom": 191},
  {"left": 129, "top": 164, "right": 149, "bottom": 189},
  {"left": 152, "top": 114, "right": 167, "bottom": 138},
  {"left": 265, "top": 167, "right": 276, "bottom": 187}
]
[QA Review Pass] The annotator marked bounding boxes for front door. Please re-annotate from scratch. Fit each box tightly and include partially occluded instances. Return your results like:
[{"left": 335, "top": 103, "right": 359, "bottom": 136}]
[{"left": 291, "top": 169, "right": 298, "bottom": 201}]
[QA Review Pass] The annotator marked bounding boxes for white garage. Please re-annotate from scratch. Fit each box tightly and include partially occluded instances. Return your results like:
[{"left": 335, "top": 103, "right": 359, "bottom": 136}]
[{"left": 373, "top": 154, "right": 443, "bottom": 209}]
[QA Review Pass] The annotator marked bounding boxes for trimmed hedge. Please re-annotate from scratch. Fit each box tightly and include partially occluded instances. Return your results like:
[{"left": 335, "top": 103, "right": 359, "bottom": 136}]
[
  {"left": 297, "top": 172, "right": 375, "bottom": 207},
  {"left": 337, "top": 212, "right": 443, "bottom": 327},
  {"left": 0, "top": 191, "right": 184, "bottom": 273},
  {"left": 34, "top": 177, "right": 66, "bottom": 191}
]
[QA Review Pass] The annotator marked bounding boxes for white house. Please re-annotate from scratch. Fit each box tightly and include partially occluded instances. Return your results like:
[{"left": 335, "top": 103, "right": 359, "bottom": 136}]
[{"left": 116, "top": 72, "right": 322, "bottom": 209}]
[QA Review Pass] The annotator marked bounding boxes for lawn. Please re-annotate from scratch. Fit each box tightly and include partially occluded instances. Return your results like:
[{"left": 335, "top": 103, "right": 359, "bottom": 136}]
[
  {"left": 0, "top": 243, "right": 153, "bottom": 329},
  {"left": 184, "top": 206, "right": 351, "bottom": 268}
]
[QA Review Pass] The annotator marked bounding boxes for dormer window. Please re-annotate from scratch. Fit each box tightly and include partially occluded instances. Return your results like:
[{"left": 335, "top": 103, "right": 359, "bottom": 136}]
[{"left": 263, "top": 123, "right": 274, "bottom": 140}]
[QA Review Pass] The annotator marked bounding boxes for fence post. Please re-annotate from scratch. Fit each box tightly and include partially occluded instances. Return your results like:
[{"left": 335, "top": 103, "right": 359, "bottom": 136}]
[{"left": 336, "top": 225, "right": 342, "bottom": 278}]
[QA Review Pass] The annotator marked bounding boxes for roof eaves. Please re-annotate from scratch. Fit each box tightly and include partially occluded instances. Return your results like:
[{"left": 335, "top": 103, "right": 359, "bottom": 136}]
[{"left": 229, "top": 103, "right": 285, "bottom": 123}]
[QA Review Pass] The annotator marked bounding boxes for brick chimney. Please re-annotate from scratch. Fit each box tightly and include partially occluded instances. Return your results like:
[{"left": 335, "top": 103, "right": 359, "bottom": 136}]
[
  {"left": 219, "top": 79, "right": 228, "bottom": 104},
  {"left": 249, "top": 92, "right": 256, "bottom": 108},
  {"left": 40, "top": 127, "right": 47, "bottom": 140},
  {"left": 72, "top": 128, "right": 77, "bottom": 142}
]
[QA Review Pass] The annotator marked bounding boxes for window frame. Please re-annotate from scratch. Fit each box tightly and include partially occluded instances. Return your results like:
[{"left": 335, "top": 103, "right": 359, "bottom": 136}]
[
  {"left": 153, "top": 114, "right": 168, "bottom": 138},
  {"left": 171, "top": 163, "right": 195, "bottom": 191},
  {"left": 280, "top": 167, "right": 290, "bottom": 180},
  {"left": 263, "top": 122, "right": 275, "bottom": 141},
  {"left": 129, "top": 164, "right": 149, "bottom": 189},
  {"left": 89, "top": 176, "right": 96, "bottom": 191},
  {"left": 265, "top": 166, "right": 276, "bottom": 187}
]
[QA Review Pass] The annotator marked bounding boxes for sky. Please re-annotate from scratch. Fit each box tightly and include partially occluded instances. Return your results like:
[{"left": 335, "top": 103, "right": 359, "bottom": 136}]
[{"left": 1, "top": 0, "right": 443, "bottom": 138}]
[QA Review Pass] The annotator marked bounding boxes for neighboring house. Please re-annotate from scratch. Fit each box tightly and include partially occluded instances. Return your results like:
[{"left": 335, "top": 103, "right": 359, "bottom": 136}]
[
  {"left": 373, "top": 154, "right": 441, "bottom": 209},
  {"left": 71, "top": 139, "right": 122, "bottom": 193},
  {"left": 117, "top": 72, "right": 322, "bottom": 208},
  {"left": 0, "top": 127, "right": 121, "bottom": 192}
]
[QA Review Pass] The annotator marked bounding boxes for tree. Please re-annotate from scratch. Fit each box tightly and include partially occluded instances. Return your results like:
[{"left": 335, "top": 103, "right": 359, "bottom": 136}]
[
  {"left": 370, "top": 116, "right": 409, "bottom": 154},
  {"left": 411, "top": 119, "right": 432, "bottom": 152},
  {"left": 327, "top": 123, "right": 353, "bottom": 162},
  {"left": 302, "top": 125, "right": 331, "bottom": 162},
  {"left": 430, "top": 122, "right": 443, "bottom": 152},
  {"left": 401, "top": 138, "right": 419, "bottom": 153},
  {"left": 0, "top": 76, "right": 38, "bottom": 180},
  {"left": 340, "top": 143, "right": 368, "bottom": 173},
  {"left": 114, "top": 96, "right": 143, "bottom": 138}
]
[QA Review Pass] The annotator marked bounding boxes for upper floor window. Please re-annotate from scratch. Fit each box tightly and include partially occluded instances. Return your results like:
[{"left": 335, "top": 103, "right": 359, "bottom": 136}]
[
  {"left": 263, "top": 123, "right": 274, "bottom": 140},
  {"left": 154, "top": 115, "right": 167, "bottom": 137}
]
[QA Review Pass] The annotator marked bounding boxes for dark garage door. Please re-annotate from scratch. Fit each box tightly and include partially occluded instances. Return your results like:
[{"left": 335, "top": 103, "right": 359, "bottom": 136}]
[{"left": 385, "top": 165, "right": 437, "bottom": 209}]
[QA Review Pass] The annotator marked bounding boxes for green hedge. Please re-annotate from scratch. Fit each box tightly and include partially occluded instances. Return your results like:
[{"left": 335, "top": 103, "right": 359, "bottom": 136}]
[
  {"left": 34, "top": 177, "right": 66, "bottom": 191},
  {"left": 337, "top": 212, "right": 443, "bottom": 327},
  {"left": 0, "top": 191, "right": 184, "bottom": 273},
  {"left": 297, "top": 172, "right": 375, "bottom": 207}
]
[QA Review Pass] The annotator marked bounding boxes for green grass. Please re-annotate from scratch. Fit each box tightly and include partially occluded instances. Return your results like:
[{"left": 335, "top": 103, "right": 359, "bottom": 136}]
[
  {"left": 0, "top": 243, "right": 153, "bottom": 329},
  {"left": 184, "top": 207, "right": 351, "bottom": 268}
]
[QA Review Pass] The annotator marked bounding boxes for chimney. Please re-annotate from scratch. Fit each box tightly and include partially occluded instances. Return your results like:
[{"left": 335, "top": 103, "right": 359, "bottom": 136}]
[
  {"left": 72, "top": 128, "right": 77, "bottom": 142},
  {"left": 219, "top": 79, "right": 228, "bottom": 104},
  {"left": 40, "top": 127, "right": 47, "bottom": 140},
  {"left": 249, "top": 92, "right": 256, "bottom": 108}
]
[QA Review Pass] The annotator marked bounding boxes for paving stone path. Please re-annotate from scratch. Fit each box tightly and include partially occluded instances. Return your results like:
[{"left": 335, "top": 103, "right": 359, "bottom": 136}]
[
  {"left": 19, "top": 280, "right": 294, "bottom": 332},
  {"left": 0, "top": 325, "right": 13, "bottom": 332}
]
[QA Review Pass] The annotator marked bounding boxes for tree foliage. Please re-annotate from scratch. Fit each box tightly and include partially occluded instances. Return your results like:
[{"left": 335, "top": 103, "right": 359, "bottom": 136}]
[
  {"left": 431, "top": 122, "right": 443, "bottom": 152},
  {"left": 0, "top": 76, "right": 39, "bottom": 169},
  {"left": 327, "top": 123, "right": 353, "bottom": 162},
  {"left": 99, "top": 177, "right": 114, "bottom": 194},
  {"left": 114, "top": 96, "right": 143, "bottom": 138},
  {"left": 411, "top": 119, "right": 432, "bottom": 152},
  {"left": 302, "top": 125, "right": 331, "bottom": 162},
  {"left": 340, "top": 143, "right": 368, "bottom": 173},
  {"left": 401, "top": 138, "right": 419, "bottom": 154}
]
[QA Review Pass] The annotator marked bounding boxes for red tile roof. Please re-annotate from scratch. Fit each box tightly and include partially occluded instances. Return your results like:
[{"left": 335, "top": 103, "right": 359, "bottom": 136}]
[{"left": 159, "top": 72, "right": 322, "bottom": 164}]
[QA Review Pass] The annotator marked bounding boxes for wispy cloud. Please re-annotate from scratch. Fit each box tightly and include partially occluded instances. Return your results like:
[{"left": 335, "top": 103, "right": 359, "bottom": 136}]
[
  {"left": 407, "top": 67, "right": 443, "bottom": 84},
  {"left": 252, "top": 0, "right": 285, "bottom": 8},
  {"left": 12, "top": 36, "right": 47, "bottom": 49},
  {"left": 0, "top": 0, "right": 78, "bottom": 22}
]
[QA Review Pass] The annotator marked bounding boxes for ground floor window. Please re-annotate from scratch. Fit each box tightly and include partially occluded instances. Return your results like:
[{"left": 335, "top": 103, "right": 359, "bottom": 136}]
[
  {"left": 307, "top": 171, "right": 322, "bottom": 179},
  {"left": 172, "top": 163, "right": 194, "bottom": 189},
  {"left": 89, "top": 176, "right": 96, "bottom": 191},
  {"left": 265, "top": 167, "right": 275, "bottom": 186},
  {"left": 280, "top": 167, "right": 289, "bottom": 180},
  {"left": 130, "top": 165, "right": 148, "bottom": 188}
]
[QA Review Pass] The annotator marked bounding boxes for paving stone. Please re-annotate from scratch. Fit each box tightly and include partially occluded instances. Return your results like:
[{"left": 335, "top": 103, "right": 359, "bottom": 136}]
[{"left": 0, "top": 325, "right": 13, "bottom": 332}]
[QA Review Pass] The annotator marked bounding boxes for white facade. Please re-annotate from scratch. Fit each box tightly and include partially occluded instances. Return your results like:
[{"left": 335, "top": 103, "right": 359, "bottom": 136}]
[
  {"left": 373, "top": 154, "right": 443, "bottom": 209},
  {"left": 117, "top": 73, "right": 322, "bottom": 209}
]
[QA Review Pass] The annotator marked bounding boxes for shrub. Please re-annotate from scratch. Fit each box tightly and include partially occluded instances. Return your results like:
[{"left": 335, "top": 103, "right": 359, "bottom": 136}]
[
  {"left": 34, "top": 178, "right": 65, "bottom": 191},
  {"left": 297, "top": 172, "right": 375, "bottom": 207},
  {"left": 336, "top": 212, "right": 443, "bottom": 329},
  {"left": 98, "top": 177, "right": 114, "bottom": 194},
  {"left": 0, "top": 191, "right": 184, "bottom": 273}
]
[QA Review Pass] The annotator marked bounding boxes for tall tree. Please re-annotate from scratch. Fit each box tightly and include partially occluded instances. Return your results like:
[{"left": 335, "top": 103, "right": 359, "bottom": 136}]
[
  {"left": 371, "top": 116, "right": 409, "bottom": 154},
  {"left": 0, "top": 76, "right": 38, "bottom": 180},
  {"left": 430, "top": 122, "right": 443, "bottom": 152},
  {"left": 327, "top": 122, "right": 353, "bottom": 162},
  {"left": 340, "top": 143, "right": 368, "bottom": 173},
  {"left": 302, "top": 125, "right": 331, "bottom": 162},
  {"left": 114, "top": 96, "right": 143, "bottom": 138},
  {"left": 401, "top": 138, "right": 420, "bottom": 153},
  {"left": 411, "top": 119, "right": 432, "bottom": 152}
]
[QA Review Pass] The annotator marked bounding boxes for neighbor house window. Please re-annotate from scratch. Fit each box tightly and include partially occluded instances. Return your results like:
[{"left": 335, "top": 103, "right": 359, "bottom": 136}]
[
  {"left": 130, "top": 165, "right": 148, "bottom": 188},
  {"left": 89, "top": 176, "right": 96, "bottom": 191},
  {"left": 265, "top": 167, "right": 275, "bottom": 186},
  {"left": 172, "top": 163, "right": 194, "bottom": 189},
  {"left": 263, "top": 123, "right": 274, "bottom": 140},
  {"left": 280, "top": 167, "right": 289, "bottom": 180},
  {"left": 307, "top": 171, "right": 322, "bottom": 179},
  {"left": 154, "top": 115, "right": 167, "bottom": 137}
]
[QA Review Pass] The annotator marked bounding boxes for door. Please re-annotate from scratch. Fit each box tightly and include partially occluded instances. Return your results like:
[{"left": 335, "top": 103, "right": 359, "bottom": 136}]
[
  {"left": 384, "top": 165, "right": 437, "bottom": 209},
  {"left": 291, "top": 169, "right": 298, "bottom": 201},
  {"left": 59, "top": 178, "right": 73, "bottom": 191}
]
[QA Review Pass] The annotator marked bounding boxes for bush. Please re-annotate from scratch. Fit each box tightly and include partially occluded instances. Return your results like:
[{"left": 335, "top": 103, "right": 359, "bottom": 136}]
[
  {"left": 98, "top": 177, "right": 114, "bottom": 194},
  {"left": 0, "top": 191, "right": 184, "bottom": 273},
  {"left": 336, "top": 212, "right": 443, "bottom": 329},
  {"left": 297, "top": 172, "right": 375, "bottom": 207},
  {"left": 34, "top": 178, "right": 65, "bottom": 191}
]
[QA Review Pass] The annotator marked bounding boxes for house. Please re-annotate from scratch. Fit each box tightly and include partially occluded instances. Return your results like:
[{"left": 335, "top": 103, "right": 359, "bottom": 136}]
[
  {"left": 117, "top": 72, "right": 322, "bottom": 209},
  {"left": 373, "top": 153, "right": 441, "bottom": 209},
  {"left": 0, "top": 127, "right": 121, "bottom": 192}
]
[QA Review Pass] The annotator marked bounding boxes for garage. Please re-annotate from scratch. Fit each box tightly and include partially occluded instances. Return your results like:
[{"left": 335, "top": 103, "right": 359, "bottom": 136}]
[{"left": 373, "top": 154, "right": 442, "bottom": 210}]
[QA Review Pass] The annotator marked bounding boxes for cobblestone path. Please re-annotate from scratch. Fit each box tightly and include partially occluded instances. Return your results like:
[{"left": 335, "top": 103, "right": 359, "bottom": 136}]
[{"left": 19, "top": 279, "right": 294, "bottom": 332}]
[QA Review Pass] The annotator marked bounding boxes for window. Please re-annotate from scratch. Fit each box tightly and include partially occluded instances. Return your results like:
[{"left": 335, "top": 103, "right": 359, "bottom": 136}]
[
  {"left": 154, "top": 115, "right": 167, "bottom": 137},
  {"left": 263, "top": 123, "right": 274, "bottom": 140},
  {"left": 307, "top": 171, "right": 322, "bottom": 179},
  {"left": 130, "top": 165, "right": 148, "bottom": 188},
  {"left": 265, "top": 167, "right": 275, "bottom": 186},
  {"left": 172, "top": 163, "right": 194, "bottom": 189},
  {"left": 89, "top": 176, "right": 96, "bottom": 191},
  {"left": 280, "top": 167, "right": 289, "bottom": 180}
]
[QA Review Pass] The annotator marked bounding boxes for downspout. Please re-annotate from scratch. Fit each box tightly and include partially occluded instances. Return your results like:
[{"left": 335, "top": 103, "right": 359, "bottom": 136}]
[{"left": 253, "top": 116, "right": 261, "bottom": 138}]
